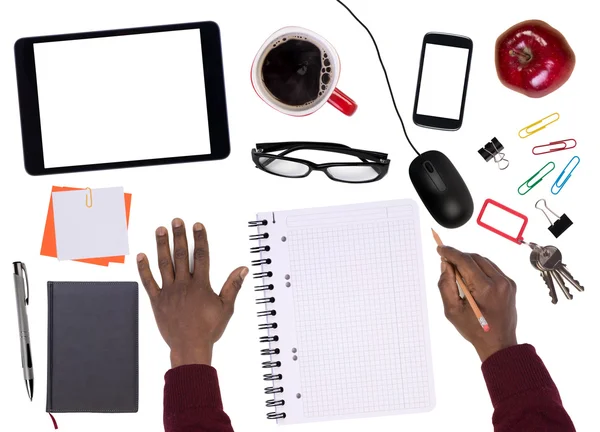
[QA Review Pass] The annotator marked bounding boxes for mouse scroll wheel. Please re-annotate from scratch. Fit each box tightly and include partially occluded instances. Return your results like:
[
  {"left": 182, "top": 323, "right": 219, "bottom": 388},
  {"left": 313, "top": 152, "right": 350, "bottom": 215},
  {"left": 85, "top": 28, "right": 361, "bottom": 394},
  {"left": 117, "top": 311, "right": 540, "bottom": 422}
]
[{"left": 424, "top": 162, "right": 435, "bottom": 173}]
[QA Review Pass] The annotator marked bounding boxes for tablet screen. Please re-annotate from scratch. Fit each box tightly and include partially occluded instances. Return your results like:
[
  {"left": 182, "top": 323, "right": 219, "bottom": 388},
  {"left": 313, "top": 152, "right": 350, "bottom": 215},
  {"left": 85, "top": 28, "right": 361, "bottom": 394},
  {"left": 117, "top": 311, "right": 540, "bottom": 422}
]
[{"left": 33, "top": 29, "right": 210, "bottom": 168}]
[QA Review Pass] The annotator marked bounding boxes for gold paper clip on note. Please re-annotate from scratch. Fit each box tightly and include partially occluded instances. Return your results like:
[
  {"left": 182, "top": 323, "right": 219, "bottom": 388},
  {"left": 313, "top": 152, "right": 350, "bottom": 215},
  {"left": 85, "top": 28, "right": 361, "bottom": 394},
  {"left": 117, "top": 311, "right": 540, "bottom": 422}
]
[
  {"left": 85, "top": 187, "right": 93, "bottom": 208},
  {"left": 518, "top": 112, "right": 560, "bottom": 139},
  {"left": 518, "top": 161, "right": 555, "bottom": 195}
]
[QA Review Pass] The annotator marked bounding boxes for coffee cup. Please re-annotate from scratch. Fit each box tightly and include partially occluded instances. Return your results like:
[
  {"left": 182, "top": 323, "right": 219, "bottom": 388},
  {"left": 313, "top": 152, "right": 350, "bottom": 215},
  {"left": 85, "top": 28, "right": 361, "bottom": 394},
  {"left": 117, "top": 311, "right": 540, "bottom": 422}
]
[{"left": 251, "top": 26, "right": 357, "bottom": 117}]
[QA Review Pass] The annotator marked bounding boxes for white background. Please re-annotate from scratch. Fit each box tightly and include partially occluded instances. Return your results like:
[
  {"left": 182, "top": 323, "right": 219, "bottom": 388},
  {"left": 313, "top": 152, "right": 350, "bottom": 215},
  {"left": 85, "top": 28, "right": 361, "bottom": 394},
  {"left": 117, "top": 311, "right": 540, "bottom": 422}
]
[
  {"left": 416, "top": 43, "right": 470, "bottom": 119},
  {"left": 0, "top": 1, "right": 598, "bottom": 431},
  {"left": 34, "top": 29, "right": 209, "bottom": 168}
]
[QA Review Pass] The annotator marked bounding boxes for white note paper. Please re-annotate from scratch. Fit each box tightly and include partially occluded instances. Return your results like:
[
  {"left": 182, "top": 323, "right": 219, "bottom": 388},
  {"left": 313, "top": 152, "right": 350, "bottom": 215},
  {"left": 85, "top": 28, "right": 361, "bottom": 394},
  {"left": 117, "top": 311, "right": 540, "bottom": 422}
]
[{"left": 53, "top": 187, "right": 129, "bottom": 260}]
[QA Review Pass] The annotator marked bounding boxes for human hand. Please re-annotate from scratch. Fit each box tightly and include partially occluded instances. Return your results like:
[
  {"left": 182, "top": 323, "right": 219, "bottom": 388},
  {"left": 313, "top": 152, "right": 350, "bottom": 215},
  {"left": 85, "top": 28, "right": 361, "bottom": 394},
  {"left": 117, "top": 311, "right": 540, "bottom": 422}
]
[
  {"left": 137, "top": 218, "right": 248, "bottom": 368},
  {"left": 437, "top": 246, "right": 518, "bottom": 362}
]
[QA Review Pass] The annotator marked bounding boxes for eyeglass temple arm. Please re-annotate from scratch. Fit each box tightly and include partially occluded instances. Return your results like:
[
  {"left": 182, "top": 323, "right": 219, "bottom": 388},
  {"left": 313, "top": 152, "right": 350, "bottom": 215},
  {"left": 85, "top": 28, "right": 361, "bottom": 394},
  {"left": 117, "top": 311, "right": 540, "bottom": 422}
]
[
  {"left": 256, "top": 142, "right": 388, "bottom": 160},
  {"left": 256, "top": 142, "right": 352, "bottom": 152}
]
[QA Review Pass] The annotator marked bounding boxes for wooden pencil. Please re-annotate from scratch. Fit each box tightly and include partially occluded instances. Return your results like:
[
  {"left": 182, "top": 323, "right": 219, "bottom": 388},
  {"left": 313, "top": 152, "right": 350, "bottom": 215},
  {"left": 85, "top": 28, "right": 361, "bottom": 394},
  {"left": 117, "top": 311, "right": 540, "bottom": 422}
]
[{"left": 431, "top": 229, "right": 490, "bottom": 332}]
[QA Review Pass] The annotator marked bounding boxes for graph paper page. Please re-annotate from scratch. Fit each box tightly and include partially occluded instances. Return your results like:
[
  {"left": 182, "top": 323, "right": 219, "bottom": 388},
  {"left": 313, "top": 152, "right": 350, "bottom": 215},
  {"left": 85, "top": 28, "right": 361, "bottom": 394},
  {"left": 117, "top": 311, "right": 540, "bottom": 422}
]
[{"left": 255, "top": 200, "right": 435, "bottom": 425}]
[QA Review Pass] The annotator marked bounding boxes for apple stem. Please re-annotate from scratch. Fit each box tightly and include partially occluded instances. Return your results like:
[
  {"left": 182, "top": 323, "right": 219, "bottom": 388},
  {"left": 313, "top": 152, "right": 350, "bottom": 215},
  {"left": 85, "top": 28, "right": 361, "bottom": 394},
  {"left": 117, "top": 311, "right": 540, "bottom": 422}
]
[{"left": 509, "top": 49, "right": 532, "bottom": 63}]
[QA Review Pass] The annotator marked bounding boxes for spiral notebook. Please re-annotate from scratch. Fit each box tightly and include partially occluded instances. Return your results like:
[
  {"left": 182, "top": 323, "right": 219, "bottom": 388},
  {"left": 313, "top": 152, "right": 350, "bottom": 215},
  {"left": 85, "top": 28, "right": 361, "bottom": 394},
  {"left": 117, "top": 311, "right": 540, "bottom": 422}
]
[{"left": 249, "top": 199, "right": 435, "bottom": 425}]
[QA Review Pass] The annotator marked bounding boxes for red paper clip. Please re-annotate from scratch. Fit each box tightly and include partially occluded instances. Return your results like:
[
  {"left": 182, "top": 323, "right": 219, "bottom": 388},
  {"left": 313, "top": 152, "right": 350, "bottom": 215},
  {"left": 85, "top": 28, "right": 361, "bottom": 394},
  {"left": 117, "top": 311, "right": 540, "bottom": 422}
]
[
  {"left": 476, "top": 199, "right": 528, "bottom": 244},
  {"left": 532, "top": 139, "right": 577, "bottom": 155}
]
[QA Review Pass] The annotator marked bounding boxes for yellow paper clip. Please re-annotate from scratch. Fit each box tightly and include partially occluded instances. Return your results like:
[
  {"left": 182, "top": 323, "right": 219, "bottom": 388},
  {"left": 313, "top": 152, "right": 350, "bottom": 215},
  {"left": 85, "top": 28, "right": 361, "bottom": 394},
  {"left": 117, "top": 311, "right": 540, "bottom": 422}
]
[
  {"left": 85, "top": 187, "right": 93, "bottom": 208},
  {"left": 518, "top": 162, "right": 555, "bottom": 195},
  {"left": 518, "top": 112, "right": 560, "bottom": 139}
]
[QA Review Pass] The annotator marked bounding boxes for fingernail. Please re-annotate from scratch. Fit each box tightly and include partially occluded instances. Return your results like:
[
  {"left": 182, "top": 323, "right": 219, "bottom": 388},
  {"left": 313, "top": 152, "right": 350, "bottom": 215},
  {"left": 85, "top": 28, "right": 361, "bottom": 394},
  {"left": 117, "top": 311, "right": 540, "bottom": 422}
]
[
  {"left": 156, "top": 227, "right": 167, "bottom": 236},
  {"left": 137, "top": 253, "right": 145, "bottom": 262},
  {"left": 193, "top": 222, "right": 204, "bottom": 231},
  {"left": 441, "top": 261, "right": 446, "bottom": 272},
  {"left": 240, "top": 267, "right": 249, "bottom": 280},
  {"left": 172, "top": 218, "right": 183, "bottom": 228}
]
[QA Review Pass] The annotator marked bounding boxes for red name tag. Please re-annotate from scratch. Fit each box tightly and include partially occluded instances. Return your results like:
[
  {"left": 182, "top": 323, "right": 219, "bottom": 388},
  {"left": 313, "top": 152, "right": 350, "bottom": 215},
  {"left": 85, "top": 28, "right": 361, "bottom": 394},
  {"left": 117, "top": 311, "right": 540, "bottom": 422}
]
[{"left": 476, "top": 199, "right": 528, "bottom": 244}]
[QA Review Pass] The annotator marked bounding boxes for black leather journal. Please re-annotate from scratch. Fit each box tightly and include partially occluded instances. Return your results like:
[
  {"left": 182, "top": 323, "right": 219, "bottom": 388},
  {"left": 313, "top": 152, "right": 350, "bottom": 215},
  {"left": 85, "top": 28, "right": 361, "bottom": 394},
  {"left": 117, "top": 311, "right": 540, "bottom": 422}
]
[{"left": 46, "top": 281, "right": 139, "bottom": 413}]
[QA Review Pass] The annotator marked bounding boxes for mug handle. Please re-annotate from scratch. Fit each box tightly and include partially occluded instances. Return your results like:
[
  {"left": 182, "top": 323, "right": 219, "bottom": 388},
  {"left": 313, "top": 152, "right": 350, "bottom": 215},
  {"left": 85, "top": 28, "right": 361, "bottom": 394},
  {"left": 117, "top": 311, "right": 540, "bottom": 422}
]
[{"left": 327, "top": 88, "right": 358, "bottom": 116}]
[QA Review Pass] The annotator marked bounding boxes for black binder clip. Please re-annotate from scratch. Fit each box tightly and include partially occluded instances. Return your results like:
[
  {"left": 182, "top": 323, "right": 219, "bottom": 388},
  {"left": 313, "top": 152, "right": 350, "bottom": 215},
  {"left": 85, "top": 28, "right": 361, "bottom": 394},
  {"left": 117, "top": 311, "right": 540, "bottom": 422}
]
[
  {"left": 478, "top": 137, "right": 509, "bottom": 170},
  {"left": 535, "top": 199, "right": 573, "bottom": 238}
]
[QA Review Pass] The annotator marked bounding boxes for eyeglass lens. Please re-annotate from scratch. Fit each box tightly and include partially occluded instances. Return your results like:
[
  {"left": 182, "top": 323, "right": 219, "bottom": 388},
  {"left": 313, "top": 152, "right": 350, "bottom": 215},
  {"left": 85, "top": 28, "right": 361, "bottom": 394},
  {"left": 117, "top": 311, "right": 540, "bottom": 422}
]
[
  {"left": 257, "top": 157, "right": 310, "bottom": 177},
  {"left": 258, "top": 156, "right": 380, "bottom": 182},
  {"left": 326, "top": 166, "right": 380, "bottom": 182}
]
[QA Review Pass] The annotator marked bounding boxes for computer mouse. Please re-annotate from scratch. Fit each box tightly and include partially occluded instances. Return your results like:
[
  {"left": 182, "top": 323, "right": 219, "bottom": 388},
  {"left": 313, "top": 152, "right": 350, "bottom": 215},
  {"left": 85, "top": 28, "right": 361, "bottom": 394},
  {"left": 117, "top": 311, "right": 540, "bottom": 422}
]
[{"left": 409, "top": 150, "right": 473, "bottom": 229}]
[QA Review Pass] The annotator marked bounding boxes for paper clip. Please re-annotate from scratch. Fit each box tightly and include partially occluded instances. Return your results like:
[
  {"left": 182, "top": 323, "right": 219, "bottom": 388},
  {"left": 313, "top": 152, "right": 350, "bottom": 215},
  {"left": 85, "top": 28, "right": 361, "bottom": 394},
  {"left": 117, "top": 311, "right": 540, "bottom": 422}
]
[
  {"left": 518, "top": 162, "right": 555, "bottom": 195},
  {"left": 477, "top": 198, "right": 529, "bottom": 244},
  {"left": 518, "top": 112, "right": 560, "bottom": 139},
  {"left": 551, "top": 156, "right": 580, "bottom": 195},
  {"left": 532, "top": 138, "right": 576, "bottom": 155},
  {"left": 85, "top": 187, "right": 93, "bottom": 208}
]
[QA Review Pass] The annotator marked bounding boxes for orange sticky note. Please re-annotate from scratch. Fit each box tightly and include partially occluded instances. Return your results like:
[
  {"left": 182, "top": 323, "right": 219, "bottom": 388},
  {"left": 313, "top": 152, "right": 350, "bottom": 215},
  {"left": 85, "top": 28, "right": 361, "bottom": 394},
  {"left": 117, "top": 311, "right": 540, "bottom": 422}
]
[{"left": 41, "top": 186, "right": 132, "bottom": 266}]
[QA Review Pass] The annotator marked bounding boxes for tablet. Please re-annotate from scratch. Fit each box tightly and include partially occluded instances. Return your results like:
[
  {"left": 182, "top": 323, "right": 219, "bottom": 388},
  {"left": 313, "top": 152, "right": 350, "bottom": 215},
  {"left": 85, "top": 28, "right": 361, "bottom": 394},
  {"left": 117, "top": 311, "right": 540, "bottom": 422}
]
[{"left": 15, "top": 21, "right": 230, "bottom": 175}]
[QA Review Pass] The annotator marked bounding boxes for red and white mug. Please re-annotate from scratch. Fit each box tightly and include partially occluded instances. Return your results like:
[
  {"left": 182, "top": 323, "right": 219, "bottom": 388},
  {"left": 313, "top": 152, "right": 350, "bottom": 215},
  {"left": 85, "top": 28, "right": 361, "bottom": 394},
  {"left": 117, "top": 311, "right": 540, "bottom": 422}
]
[{"left": 251, "top": 26, "right": 357, "bottom": 117}]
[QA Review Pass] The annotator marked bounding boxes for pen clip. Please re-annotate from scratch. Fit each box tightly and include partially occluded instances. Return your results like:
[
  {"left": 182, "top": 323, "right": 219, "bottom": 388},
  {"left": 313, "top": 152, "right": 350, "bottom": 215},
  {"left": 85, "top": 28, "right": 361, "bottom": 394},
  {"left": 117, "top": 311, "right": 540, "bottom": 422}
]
[{"left": 22, "top": 263, "right": 30, "bottom": 305}]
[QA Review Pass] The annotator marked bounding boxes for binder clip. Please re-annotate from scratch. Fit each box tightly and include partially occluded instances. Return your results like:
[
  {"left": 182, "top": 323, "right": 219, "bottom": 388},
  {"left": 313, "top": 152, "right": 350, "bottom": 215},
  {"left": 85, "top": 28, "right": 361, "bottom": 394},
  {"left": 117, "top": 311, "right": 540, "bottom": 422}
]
[
  {"left": 478, "top": 137, "right": 509, "bottom": 170},
  {"left": 535, "top": 199, "right": 572, "bottom": 238}
]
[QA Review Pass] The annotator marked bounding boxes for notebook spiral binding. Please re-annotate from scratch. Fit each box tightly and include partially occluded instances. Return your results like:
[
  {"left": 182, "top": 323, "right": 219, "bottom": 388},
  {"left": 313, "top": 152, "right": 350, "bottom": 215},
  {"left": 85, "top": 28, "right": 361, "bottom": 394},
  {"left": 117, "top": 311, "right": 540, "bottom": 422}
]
[{"left": 248, "top": 219, "right": 286, "bottom": 421}]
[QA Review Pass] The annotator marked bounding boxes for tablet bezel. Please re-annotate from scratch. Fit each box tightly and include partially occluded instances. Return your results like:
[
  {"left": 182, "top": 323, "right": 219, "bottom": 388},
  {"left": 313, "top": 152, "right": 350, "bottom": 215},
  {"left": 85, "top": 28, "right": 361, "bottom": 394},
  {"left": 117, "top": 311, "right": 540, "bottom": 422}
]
[{"left": 15, "top": 21, "right": 230, "bottom": 175}]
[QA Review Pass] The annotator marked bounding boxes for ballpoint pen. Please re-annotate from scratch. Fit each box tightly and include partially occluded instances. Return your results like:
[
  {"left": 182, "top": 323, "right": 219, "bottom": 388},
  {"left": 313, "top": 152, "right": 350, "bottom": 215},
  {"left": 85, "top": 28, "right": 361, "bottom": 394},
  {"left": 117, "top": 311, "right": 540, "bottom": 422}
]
[{"left": 13, "top": 262, "right": 34, "bottom": 400}]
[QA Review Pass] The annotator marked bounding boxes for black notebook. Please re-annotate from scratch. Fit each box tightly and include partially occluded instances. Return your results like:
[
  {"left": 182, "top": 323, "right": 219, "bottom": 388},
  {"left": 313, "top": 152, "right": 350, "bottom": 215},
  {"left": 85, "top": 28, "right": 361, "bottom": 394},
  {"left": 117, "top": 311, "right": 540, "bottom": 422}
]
[{"left": 46, "top": 281, "right": 139, "bottom": 413}]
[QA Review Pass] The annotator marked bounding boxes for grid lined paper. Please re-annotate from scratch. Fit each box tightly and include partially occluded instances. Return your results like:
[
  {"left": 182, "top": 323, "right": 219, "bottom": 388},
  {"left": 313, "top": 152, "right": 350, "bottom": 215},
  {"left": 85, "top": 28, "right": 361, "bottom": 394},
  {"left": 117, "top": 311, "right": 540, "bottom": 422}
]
[{"left": 287, "top": 216, "right": 431, "bottom": 419}]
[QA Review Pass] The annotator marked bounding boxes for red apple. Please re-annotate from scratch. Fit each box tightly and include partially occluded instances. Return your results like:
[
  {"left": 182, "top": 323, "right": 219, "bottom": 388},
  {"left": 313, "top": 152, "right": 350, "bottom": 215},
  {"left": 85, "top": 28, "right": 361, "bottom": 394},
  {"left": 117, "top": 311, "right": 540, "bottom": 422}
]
[{"left": 495, "top": 20, "right": 576, "bottom": 98}]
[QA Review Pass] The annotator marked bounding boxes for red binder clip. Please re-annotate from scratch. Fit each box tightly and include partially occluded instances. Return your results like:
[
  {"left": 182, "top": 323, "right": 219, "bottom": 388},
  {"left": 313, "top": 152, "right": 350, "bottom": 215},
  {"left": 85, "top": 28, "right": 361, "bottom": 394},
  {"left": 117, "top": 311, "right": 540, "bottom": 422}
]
[{"left": 476, "top": 199, "right": 528, "bottom": 244}]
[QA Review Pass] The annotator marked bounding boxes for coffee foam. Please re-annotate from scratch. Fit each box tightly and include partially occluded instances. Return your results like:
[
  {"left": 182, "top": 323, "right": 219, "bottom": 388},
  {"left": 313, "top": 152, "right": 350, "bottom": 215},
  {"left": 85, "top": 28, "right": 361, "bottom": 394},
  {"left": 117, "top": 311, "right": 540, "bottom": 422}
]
[{"left": 262, "top": 34, "right": 333, "bottom": 108}]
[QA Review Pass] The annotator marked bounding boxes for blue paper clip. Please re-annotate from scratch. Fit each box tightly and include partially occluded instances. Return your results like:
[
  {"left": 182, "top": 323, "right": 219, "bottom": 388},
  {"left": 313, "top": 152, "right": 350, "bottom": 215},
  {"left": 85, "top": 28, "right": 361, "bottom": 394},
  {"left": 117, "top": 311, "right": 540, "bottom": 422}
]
[
  {"left": 551, "top": 156, "right": 580, "bottom": 195},
  {"left": 518, "top": 161, "right": 555, "bottom": 195}
]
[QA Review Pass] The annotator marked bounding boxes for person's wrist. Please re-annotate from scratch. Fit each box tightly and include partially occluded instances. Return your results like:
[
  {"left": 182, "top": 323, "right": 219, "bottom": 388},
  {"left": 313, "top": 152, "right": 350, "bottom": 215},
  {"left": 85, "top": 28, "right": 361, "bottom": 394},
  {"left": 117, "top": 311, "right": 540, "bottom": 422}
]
[
  {"left": 170, "top": 344, "right": 214, "bottom": 368},
  {"left": 475, "top": 338, "right": 518, "bottom": 362}
]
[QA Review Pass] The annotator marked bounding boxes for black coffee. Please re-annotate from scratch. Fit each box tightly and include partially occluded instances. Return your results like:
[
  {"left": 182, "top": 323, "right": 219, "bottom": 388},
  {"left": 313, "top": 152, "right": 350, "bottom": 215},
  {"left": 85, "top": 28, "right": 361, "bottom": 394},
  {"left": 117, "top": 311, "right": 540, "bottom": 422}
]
[{"left": 261, "top": 37, "right": 332, "bottom": 107}]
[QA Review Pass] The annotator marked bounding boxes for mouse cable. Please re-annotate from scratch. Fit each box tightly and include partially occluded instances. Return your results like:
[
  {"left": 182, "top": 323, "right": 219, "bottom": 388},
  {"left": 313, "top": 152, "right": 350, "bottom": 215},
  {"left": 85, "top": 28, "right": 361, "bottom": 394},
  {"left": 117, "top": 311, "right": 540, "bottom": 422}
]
[{"left": 335, "top": 0, "right": 420, "bottom": 156}]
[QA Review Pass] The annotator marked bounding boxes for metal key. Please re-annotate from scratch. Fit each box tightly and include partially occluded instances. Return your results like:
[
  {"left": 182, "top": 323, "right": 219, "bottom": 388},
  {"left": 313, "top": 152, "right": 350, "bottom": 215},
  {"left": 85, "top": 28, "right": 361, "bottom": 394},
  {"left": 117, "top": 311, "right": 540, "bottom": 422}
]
[
  {"left": 555, "top": 262, "right": 585, "bottom": 292},
  {"left": 537, "top": 246, "right": 574, "bottom": 300},
  {"left": 539, "top": 245, "right": 585, "bottom": 291},
  {"left": 538, "top": 245, "right": 585, "bottom": 292},
  {"left": 529, "top": 245, "right": 558, "bottom": 304},
  {"left": 550, "top": 270, "right": 574, "bottom": 300}
]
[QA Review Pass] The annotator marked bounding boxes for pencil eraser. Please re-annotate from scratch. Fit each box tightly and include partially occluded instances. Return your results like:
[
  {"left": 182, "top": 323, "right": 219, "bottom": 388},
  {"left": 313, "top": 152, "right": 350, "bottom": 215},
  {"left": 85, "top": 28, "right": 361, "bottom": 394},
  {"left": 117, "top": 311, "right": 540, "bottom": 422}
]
[{"left": 483, "top": 324, "right": 490, "bottom": 332}]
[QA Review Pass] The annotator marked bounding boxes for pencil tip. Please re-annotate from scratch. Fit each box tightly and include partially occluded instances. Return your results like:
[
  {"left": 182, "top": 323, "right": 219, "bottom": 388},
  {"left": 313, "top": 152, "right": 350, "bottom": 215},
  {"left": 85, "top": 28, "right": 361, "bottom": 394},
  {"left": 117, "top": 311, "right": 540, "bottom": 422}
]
[{"left": 431, "top": 228, "right": 443, "bottom": 247}]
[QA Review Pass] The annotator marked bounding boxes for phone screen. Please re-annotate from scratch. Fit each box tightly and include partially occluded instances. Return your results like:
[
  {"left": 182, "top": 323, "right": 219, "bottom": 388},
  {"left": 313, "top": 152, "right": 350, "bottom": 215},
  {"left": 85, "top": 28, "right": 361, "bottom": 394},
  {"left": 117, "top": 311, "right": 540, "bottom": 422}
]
[{"left": 416, "top": 43, "right": 470, "bottom": 120}]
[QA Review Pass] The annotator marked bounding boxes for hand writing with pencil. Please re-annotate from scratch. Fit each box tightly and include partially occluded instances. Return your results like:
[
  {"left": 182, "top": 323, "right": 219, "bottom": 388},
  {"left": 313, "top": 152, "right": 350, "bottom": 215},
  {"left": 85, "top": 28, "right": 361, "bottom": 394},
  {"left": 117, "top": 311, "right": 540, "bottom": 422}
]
[{"left": 436, "top": 245, "right": 518, "bottom": 362}]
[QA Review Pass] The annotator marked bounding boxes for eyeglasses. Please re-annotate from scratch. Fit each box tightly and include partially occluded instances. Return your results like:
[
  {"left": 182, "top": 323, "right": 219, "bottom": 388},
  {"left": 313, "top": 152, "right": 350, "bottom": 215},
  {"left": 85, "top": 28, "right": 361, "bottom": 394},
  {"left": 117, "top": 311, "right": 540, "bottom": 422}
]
[{"left": 251, "top": 142, "right": 390, "bottom": 183}]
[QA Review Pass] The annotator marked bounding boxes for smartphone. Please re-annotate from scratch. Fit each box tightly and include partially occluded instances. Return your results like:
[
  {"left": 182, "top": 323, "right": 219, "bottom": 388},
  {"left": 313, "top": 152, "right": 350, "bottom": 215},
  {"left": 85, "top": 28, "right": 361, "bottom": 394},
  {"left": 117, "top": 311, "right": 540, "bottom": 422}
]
[{"left": 413, "top": 32, "right": 473, "bottom": 131}]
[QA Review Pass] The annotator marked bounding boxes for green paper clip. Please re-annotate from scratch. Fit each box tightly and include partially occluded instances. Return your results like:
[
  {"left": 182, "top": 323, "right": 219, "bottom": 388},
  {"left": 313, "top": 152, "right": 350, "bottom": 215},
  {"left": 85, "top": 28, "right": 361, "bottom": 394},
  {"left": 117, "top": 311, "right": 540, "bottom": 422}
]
[{"left": 518, "top": 162, "right": 555, "bottom": 195}]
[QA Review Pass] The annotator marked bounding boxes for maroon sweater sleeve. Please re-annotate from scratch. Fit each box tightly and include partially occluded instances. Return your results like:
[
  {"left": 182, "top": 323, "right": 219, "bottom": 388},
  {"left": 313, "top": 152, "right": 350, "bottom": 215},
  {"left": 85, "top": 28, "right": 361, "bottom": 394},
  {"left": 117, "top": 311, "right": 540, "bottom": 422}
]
[
  {"left": 482, "top": 344, "right": 576, "bottom": 432},
  {"left": 164, "top": 365, "right": 234, "bottom": 432}
]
